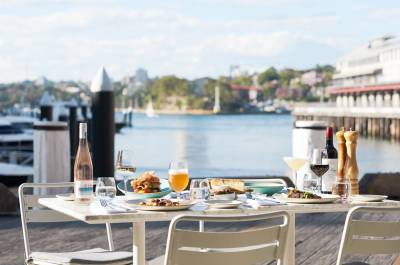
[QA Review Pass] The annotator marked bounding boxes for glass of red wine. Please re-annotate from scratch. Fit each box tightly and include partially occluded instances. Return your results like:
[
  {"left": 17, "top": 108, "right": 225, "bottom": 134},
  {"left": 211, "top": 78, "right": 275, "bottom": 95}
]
[{"left": 310, "top": 148, "right": 329, "bottom": 195}]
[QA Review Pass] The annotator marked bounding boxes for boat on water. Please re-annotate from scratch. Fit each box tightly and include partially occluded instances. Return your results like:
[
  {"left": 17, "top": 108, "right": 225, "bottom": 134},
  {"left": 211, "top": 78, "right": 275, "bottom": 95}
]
[
  {"left": 146, "top": 100, "right": 158, "bottom": 118},
  {"left": 0, "top": 117, "right": 34, "bottom": 186}
]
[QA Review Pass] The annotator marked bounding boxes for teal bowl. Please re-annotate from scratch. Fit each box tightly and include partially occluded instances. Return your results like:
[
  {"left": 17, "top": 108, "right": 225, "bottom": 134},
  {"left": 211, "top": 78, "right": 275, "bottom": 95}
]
[
  {"left": 245, "top": 182, "right": 284, "bottom": 196},
  {"left": 117, "top": 178, "right": 171, "bottom": 199}
]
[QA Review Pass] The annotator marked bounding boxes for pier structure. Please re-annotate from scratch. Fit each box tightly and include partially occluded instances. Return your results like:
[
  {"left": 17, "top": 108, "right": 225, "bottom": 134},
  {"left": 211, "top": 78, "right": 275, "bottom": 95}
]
[
  {"left": 293, "top": 103, "right": 400, "bottom": 140},
  {"left": 295, "top": 35, "right": 400, "bottom": 140}
]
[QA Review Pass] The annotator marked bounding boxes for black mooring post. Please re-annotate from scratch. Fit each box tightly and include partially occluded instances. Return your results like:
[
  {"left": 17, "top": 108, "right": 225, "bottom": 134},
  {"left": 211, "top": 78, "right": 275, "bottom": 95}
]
[
  {"left": 40, "top": 106, "right": 53, "bottom": 121},
  {"left": 128, "top": 110, "right": 133, "bottom": 127},
  {"left": 90, "top": 67, "right": 115, "bottom": 179},
  {"left": 68, "top": 103, "right": 78, "bottom": 181},
  {"left": 81, "top": 105, "right": 88, "bottom": 121}
]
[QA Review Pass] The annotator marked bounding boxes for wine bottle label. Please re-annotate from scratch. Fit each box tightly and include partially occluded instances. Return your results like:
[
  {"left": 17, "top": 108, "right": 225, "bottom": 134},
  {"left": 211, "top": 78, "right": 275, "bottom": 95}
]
[
  {"left": 75, "top": 180, "right": 93, "bottom": 199},
  {"left": 321, "top": 158, "right": 337, "bottom": 192}
]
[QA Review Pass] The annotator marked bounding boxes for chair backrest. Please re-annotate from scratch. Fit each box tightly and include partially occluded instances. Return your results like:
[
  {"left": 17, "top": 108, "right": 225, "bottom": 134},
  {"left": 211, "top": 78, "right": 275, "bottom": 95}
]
[
  {"left": 336, "top": 206, "right": 400, "bottom": 265},
  {"left": 164, "top": 211, "right": 290, "bottom": 265},
  {"left": 18, "top": 182, "right": 115, "bottom": 260}
]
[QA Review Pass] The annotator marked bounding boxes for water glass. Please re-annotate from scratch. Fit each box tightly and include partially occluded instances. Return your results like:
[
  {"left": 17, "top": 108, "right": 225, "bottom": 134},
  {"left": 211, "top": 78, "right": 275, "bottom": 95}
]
[
  {"left": 303, "top": 173, "right": 318, "bottom": 193},
  {"left": 332, "top": 180, "right": 350, "bottom": 202},
  {"left": 190, "top": 179, "right": 210, "bottom": 201},
  {"left": 95, "top": 177, "right": 117, "bottom": 199}
]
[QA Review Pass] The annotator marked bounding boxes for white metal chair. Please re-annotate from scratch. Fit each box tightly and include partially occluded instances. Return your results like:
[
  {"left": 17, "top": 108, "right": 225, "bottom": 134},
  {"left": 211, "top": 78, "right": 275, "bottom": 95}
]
[
  {"left": 19, "top": 182, "right": 133, "bottom": 265},
  {"left": 157, "top": 211, "right": 291, "bottom": 265},
  {"left": 336, "top": 206, "right": 400, "bottom": 265}
]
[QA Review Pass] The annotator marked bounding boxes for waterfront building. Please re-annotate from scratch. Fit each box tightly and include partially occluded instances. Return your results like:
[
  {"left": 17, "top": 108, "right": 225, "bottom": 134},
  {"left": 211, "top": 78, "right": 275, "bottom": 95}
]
[
  {"left": 231, "top": 84, "right": 262, "bottom": 102},
  {"left": 301, "top": 70, "right": 323, "bottom": 87},
  {"left": 329, "top": 35, "right": 400, "bottom": 108}
]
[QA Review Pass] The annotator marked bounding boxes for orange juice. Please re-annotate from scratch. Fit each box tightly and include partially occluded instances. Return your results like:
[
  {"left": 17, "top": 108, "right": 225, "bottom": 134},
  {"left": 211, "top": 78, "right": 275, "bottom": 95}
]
[{"left": 168, "top": 170, "right": 189, "bottom": 192}]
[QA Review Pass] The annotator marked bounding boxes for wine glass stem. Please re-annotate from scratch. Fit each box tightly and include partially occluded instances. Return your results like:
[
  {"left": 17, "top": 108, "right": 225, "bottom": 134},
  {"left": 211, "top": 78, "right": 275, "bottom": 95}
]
[
  {"left": 317, "top": 176, "right": 322, "bottom": 194},
  {"left": 294, "top": 170, "right": 297, "bottom": 188}
]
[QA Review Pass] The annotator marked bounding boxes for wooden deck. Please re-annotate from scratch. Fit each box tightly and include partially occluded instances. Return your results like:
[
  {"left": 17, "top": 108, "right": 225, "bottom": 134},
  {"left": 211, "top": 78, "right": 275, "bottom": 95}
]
[{"left": 1, "top": 212, "right": 399, "bottom": 265}]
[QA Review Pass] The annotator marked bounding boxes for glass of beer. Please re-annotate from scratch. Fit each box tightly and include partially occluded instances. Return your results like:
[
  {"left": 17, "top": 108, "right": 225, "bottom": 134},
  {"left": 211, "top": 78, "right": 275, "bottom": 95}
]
[{"left": 168, "top": 160, "right": 189, "bottom": 200}]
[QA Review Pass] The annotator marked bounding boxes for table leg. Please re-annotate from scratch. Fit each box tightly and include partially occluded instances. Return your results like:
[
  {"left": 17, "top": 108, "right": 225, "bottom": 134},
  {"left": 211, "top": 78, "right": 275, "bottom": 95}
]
[
  {"left": 282, "top": 212, "right": 295, "bottom": 265},
  {"left": 132, "top": 222, "right": 146, "bottom": 265}
]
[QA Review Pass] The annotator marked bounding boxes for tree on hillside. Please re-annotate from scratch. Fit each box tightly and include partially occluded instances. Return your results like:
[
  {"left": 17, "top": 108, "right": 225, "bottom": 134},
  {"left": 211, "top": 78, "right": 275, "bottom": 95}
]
[
  {"left": 279, "top": 68, "right": 299, "bottom": 86},
  {"left": 148, "top": 75, "right": 190, "bottom": 108},
  {"left": 231, "top": 75, "right": 253, "bottom": 86},
  {"left": 258, "top": 67, "right": 280, "bottom": 85}
]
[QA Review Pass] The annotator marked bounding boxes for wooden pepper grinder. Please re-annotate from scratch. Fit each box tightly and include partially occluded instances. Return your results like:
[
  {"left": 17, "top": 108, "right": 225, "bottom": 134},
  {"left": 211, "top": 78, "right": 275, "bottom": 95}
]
[
  {"left": 344, "top": 129, "right": 359, "bottom": 195},
  {"left": 332, "top": 128, "right": 347, "bottom": 195}
]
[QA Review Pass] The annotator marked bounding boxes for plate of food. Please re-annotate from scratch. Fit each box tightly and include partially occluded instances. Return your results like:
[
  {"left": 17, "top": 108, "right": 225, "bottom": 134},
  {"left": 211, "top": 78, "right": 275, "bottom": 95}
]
[
  {"left": 274, "top": 188, "right": 340, "bottom": 204},
  {"left": 209, "top": 179, "right": 246, "bottom": 200},
  {"left": 244, "top": 181, "right": 284, "bottom": 196},
  {"left": 128, "top": 198, "right": 194, "bottom": 211},
  {"left": 351, "top": 194, "right": 388, "bottom": 202},
  {"left": 205, "top": 200, "right": 243, "bottom": 209},
  {"left": 117, "top": 171, "right": 171, "bottom": 199}
]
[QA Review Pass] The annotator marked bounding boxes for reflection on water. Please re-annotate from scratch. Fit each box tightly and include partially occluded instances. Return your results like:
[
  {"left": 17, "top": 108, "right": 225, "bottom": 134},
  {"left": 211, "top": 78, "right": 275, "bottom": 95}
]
[{"left": 115, "top": 114, "right": 400, "bottom": 178}]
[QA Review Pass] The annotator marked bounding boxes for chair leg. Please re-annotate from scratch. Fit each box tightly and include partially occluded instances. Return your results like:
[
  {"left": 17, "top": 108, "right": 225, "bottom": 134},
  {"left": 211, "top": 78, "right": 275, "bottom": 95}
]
[
  {"left": 106, "top": 223, "right": 115, "bottom": 251},
  {"left": 281, "top": 212, "right": 295, "bottom": 265}
]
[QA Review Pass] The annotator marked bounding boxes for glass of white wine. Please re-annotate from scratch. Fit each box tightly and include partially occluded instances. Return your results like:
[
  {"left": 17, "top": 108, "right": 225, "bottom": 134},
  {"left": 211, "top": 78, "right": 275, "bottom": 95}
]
[
  {"left": 283, "top": 156, "right": 308, "bottom": 188},
  {"left": 116, "top": 150, "right": 136, "bottom": 198}
]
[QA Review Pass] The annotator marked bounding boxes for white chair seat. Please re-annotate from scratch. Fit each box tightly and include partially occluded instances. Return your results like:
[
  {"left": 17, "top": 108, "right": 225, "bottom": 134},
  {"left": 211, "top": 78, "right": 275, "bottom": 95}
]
[
  {"left": 148, "top": 255, "right": 165, "bottom": 265},
  {"left": 29, "top": 248, "right": 132, "bottom": 265}
]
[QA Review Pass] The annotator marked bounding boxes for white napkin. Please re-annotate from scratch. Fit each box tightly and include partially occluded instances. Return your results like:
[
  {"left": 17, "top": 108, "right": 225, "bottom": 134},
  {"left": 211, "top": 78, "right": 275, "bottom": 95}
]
[
  {"left": 90, "top": 199, "right": 135, "bottom": 214},
  {"left": 246, "top": 196, "right": 285, "bottom": 209}
]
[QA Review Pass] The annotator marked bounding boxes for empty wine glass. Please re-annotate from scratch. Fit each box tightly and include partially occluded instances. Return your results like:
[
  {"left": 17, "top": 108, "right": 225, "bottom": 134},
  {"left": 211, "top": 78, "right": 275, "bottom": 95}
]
[
  {"left": 95, "top": 177, "right": 116, "bottom": 199},
  {"left": 116, "top": 150, "right": 136, "bottom": 196}
]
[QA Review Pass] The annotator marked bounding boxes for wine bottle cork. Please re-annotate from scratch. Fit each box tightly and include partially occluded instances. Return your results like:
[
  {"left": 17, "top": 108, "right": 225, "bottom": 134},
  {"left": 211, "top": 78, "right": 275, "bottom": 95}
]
[{"left": 344, "top": 130, "right": 359, "bottom": 195}]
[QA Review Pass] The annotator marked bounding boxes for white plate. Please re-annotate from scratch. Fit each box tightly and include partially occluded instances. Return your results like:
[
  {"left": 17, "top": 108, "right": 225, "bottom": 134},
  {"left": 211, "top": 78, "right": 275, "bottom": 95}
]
[
  {"left": 212, "top": 193, "right": 236, "bottom": 200},
  {"left": 130, "top": 200, "right": 194, "bottom": 211},
  {"left": 274, "top": 194, "right": 340, "bottom": 204},
  {"left": 56, "top": 193, "right": 74, "bottom": 201},
  {"left": 205, "top": 200, "right": 243, "bottom": 209},
  {"left": 351, "top": 194, "right": 388, "bottom": 202}
]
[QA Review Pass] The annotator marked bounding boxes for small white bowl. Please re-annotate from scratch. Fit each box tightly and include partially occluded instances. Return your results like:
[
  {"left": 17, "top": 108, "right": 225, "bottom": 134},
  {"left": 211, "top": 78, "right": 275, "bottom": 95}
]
[{"left": 212, "top": 193, "right": 236, "bottom": 200}]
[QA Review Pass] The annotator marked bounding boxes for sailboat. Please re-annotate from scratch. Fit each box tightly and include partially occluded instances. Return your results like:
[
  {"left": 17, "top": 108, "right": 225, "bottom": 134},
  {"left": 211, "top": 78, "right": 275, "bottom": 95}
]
[{"left": 146, "top": 100, "right": 158, "bottom": 118}]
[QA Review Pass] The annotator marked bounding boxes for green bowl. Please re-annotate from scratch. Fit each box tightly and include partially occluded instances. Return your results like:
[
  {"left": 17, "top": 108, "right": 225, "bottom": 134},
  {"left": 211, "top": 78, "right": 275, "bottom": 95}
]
[
  {"left": 245, "top": 182, "right": 284, "bottom": 196},
  {"left": 117, "top": 178, "right": 171, "bottom": 199}
]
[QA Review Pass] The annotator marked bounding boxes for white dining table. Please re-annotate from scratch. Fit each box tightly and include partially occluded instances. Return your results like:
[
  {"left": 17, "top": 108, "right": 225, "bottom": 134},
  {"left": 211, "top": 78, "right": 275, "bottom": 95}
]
[{"left": 38, "top": 197, "right": 400, "bottom": 265}]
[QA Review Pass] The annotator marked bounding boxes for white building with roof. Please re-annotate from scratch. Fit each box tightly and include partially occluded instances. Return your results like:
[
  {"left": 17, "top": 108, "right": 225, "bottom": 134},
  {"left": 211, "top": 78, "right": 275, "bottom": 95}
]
[{"left": 329, "top": 35, "right": 400, "bottom": 108}]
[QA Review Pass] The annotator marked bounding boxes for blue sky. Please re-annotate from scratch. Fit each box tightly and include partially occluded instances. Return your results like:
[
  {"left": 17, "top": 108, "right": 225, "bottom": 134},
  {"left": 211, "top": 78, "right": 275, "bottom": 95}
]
[{"left": 1, "top": 0, "right": 400, "bottom": 82}]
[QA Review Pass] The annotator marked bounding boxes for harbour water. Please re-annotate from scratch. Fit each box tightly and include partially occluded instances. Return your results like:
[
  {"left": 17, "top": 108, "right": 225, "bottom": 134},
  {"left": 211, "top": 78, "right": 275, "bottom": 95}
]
[{"left": 116, "top": 114, "right": 400, "bottom": 178}]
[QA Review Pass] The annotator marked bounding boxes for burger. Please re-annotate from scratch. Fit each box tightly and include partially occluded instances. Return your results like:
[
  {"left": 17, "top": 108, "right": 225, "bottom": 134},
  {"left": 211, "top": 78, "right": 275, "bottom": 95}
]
[{"left": 131, "top": 171, "right": 161, "bottom": 193}]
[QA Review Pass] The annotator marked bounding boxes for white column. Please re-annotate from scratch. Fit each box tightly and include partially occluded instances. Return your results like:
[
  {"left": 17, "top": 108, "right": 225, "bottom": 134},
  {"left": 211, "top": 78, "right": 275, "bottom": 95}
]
[
  {"left": 384, "top": 92, "right": 392, "bottom": 107},
  {"left": 342, "top": 95, "right": 349, "bottom": 107},
  {"left": 376, "top": 93, "right": 383, "bottom": 107},
  {"left": 393, "top": 92, "right": 400, "bottom": 107},
  {"left": 356, "top": 94, "right": 362, "bottom": 107},
  {"left": 348, "top": 94, "right": 355, "bottom": 107},
  {"left": 336, "top": 95, "right": 342, "bottom": 107},
  {"left": 368, "top": 93, "right": 376, "bottom": 107},
  {"left": 361, "top": 94, "right": 368, "bottom": 107},
  {"left": 213, "top": 86, "right": 221, "bottom": 113}
]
